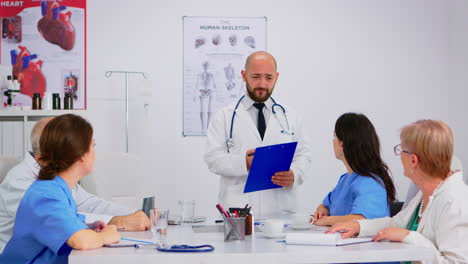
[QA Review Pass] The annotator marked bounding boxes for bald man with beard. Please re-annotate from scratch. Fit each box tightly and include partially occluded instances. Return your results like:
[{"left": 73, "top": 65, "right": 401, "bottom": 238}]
[{"left": 205, "top": 51, "right": 313, "bottom": 218}]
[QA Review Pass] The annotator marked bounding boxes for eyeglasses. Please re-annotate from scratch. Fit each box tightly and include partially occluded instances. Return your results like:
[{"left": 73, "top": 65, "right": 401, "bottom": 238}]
[{"left": 393, "top": 144, "right": 412, "bottom": 156}]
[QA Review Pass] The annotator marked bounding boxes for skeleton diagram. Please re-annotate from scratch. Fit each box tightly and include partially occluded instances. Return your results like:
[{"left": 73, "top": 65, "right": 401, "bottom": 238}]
[
  {"left": 195, "top": 61, "right": 216, "bottom": 133},
  {"left": 224, "top": 63, "right": 236, "bottom": 91}
]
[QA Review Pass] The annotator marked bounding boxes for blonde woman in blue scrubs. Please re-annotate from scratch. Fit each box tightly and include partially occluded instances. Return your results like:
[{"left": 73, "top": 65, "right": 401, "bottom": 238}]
[
  {"left": 0, "top": 114, "right": 120, "bottom": 264},
  {"left": 313, "top": 113, "right": 396, "bottom": 226}
]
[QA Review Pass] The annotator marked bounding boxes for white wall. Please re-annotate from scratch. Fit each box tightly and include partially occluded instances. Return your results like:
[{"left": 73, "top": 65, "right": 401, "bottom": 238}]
[
  {"left": 4, "top": 0, "right": 467, "bottom": 218},
  {"left": 448, "top": 0, "right": 468, "bottom": 173}
]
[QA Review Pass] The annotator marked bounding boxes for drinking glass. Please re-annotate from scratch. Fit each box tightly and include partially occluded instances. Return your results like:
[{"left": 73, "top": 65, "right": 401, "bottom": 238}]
[
  {"left": 150, "top": 209, "right": 169, "bottom": 246},
  {"left": 178, "top": 200, "right": 195, "bottom": 224}
]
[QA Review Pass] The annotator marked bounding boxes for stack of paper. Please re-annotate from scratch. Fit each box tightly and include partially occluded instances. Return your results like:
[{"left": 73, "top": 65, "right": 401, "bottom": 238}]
[{"left": 286, "top": 233, "right": 372, "bottom": 246}]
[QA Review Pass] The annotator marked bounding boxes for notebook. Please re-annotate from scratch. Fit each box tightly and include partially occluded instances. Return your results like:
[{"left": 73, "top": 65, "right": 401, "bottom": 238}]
[{"left": 286, "top": 233, "right": 372, "bottom": 246}]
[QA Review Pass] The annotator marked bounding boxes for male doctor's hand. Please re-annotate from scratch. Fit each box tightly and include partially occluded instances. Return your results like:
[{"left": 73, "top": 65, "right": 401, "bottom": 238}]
[
  {"left": 271, "top": 169, "right": 295, "bottom": 187},
  {"left": 246, "top": 149, "right": 255, "bottom": 171},
  {"left": 108, "top": 210, "right": 150, "bottom": 231}
]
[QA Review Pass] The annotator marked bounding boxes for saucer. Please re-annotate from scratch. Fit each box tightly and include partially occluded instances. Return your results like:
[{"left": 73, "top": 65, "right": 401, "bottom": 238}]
[
  {"left": 262, "top": 232, "right": 286, "bottom": 239},
  {"left": 289, "top": 224, "right": 312, "bottom": 230},
  {"left": 168, "top": 216, "right": 206, "bottom": 225}
]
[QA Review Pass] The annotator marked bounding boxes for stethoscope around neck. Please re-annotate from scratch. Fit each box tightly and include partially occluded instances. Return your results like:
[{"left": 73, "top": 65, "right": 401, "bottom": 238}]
[{"left": 226, "top": 95, "right": 294, "bottom": 153}]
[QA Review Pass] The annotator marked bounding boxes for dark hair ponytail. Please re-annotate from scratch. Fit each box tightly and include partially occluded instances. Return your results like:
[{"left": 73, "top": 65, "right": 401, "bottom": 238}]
[
  {"left": 38, "top": 114, "right": 93, "bottom": 180},
  {"left": 335, "top": 113, "right": 396, "bottom": 204}
]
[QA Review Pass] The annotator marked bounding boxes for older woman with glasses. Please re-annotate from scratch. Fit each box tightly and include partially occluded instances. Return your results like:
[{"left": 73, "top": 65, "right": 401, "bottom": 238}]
[{"left": 328, "top": 120, "right": 468, "bottom": 263}]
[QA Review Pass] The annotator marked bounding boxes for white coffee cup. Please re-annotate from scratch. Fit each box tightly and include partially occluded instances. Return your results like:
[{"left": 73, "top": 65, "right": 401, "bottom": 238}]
[{"left": 263, "top": 219, "right": 284, "bottom": 234}]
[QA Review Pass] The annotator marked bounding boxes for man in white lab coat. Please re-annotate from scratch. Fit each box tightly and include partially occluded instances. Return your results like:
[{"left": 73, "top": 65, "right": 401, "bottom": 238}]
[
  {"left": 204, "top": 51, "right": 312, "bottom": 218},
  {"left": 0, "top": 117, "right": 150, "bottom": 252}
]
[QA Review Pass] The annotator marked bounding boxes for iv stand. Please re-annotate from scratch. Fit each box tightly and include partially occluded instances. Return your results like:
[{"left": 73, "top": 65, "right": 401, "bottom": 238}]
[{"left": 105, "top": 71, "right": 148, "bottom": 153}]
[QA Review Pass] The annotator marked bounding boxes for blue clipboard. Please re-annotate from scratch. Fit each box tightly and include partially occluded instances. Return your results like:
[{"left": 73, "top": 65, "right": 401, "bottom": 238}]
[{"left": 243, "top": 142, "right": 298, "bottom": 193}]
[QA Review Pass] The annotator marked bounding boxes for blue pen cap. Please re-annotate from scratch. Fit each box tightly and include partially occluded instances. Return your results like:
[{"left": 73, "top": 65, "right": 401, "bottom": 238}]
[
  {"left": 41, "top": 1, "right": 47, "bottom": 16},
  {"left": 10, "top": 50, "right": 17, "bottom": 65}
]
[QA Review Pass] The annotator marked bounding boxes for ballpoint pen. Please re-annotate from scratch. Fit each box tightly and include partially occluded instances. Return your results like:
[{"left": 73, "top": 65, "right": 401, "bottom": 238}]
[{"left": 121, "top": 237, "right": 155, "bottom": 244}]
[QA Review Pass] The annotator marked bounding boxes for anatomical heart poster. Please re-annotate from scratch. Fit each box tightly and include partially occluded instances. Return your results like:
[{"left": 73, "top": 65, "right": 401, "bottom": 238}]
[
  {"left": 0, "top": 0, "right": 86, "bottom": 109},
  {"left": 183, "top": 16, "right": 266, "bottom": 136}
]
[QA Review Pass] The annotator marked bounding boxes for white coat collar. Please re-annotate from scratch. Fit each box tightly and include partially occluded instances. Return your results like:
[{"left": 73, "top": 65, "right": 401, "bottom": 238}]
[
  {"left": 241, "top": 94, "right": 274, "bottom": 112},
  {"left": 236, "top": 95, "right": 276, "bottom": 141},
  {"left": 24, "top": 152, "right": 40, "bottom": 177}
]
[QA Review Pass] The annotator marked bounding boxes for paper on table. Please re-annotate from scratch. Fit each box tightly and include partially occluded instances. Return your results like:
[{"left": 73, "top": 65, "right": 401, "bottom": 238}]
[{"left": 286, "top": 233, "right": 372, "bottom": 246}]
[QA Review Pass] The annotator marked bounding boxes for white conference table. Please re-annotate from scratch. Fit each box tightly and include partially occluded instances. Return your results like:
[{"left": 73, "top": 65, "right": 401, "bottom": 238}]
[{"left": 70, "top": 223, "right": 433, "bottom": 264}]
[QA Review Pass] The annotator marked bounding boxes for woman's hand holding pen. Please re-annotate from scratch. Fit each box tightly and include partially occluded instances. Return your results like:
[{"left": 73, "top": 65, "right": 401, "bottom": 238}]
[
  {"left": 246, "top": 149, "right": 255, "bottom": 170},
  {"left": 88, "top": 220, "right": 107, "bottom": 232},
  {"left": 100, "top": 225, "right": 121, "bottom": 245},
  {"left": 312, "top": 204, "right": 330, "bottom": 224}
]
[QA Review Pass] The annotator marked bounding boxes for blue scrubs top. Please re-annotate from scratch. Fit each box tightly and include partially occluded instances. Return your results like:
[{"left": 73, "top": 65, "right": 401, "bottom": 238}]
[
  {"left": 0, "top": 176, "right": 88, "bottom": 264},
  {"left": 323, "top": 172, "right": 390, "bottom": 219}
]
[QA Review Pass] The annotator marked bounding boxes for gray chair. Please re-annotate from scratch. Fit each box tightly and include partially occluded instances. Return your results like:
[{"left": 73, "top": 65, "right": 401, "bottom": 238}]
[
  {"left": 390, "top": 201, "right": 404, "bottom": 217},
  {"left": 0, "top": 156, "right": 21, "bottom": 184}
]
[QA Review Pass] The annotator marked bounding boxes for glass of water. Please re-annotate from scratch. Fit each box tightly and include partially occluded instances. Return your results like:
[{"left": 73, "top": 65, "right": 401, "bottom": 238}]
[
  {"left": 178, "top": 200, "right": 195, "bottom": 224},
  {"left": 150, "top": 208, "right": 169, "bottom": 247}
]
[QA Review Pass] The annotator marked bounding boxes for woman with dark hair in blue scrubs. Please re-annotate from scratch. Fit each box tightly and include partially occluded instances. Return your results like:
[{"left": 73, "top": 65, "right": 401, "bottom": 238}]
[
  {"left": 312, "top": 112, "right": 396, "bottom": 226},
  {"left": 0, "top": 114, "right": 120, "bottom": 264}
]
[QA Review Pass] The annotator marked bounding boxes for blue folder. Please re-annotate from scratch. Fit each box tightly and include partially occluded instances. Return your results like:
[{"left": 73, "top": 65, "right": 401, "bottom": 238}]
[{"left": 243, "top": 142, "right": 298, "bottom": 193}]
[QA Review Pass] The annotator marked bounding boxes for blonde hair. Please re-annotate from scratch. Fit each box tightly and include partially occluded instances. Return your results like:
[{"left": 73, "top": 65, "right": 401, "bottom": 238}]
[{"left": 400, "top": 120, "right": 453, "bottom": 179}]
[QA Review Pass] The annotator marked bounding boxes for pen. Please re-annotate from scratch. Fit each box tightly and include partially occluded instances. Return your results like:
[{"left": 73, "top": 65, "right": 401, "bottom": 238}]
[
  {"left": 121, "top": 237, "right": 154, "bottom": 244},
  {"left": 247, "top": 153, "right": 254, "bottom": 156},
  {"left": 134, "top": 244, "right": 157, "bottom": 248},
  {"left": 215, "top": 204, "right": 231, "bottom": 219}
]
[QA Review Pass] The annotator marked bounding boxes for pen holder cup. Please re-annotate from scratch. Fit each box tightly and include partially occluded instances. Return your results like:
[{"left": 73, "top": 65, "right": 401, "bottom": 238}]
[{"left": 223, "top": 216, "right": 245, "bottom": 241}]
